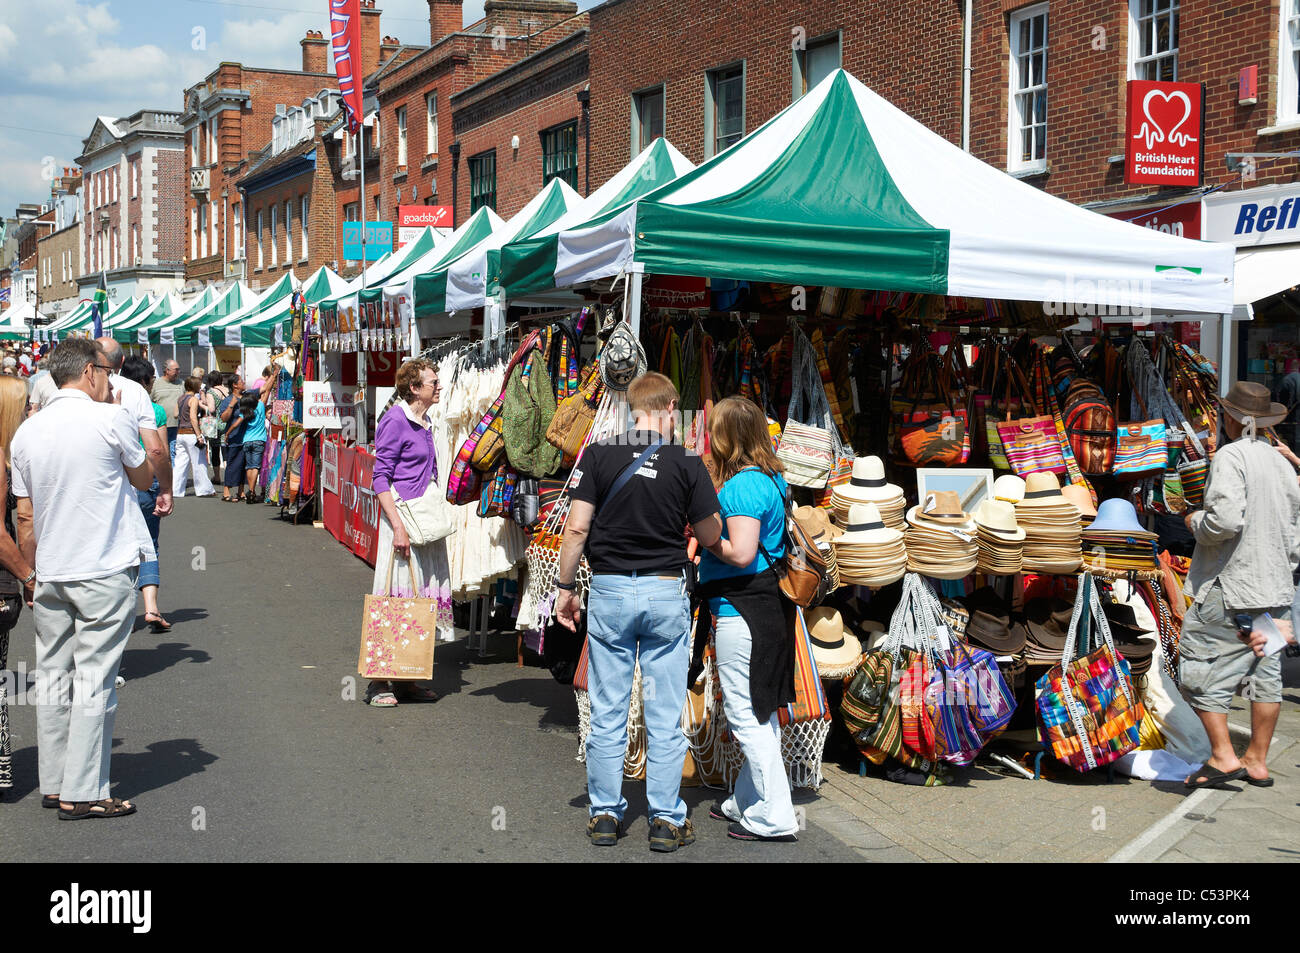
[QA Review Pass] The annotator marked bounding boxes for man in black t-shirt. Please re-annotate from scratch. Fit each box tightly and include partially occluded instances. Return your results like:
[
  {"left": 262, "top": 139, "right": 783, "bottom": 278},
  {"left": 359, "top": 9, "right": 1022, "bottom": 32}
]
[{"left": 556, "top": 372, "right": 721, "bottom": 852}]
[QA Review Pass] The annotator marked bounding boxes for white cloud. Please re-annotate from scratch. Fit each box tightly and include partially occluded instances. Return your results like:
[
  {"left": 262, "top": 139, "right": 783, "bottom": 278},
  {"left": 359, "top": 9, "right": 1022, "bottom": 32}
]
[{"left": 0, "top": 24, "right": 17, "bottom": 60}]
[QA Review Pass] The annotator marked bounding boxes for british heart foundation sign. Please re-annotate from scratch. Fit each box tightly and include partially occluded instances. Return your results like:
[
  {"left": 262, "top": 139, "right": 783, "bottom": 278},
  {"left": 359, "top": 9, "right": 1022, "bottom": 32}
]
[{"left": 1125, "top": 80, "right": 1202, "bottom": 187}]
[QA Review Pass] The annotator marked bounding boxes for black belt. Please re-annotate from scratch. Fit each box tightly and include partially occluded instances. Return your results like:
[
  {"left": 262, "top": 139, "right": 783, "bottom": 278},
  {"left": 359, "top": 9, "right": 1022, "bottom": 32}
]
[{"left": 594, "top": 568, "right": 683, "bottom": 578}]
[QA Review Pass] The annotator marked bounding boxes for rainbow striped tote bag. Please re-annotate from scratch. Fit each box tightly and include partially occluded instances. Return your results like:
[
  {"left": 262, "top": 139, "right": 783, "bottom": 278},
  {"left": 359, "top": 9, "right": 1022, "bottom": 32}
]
[{"left": 1114, "top": 420, "right": 1166, "bottom": 481}]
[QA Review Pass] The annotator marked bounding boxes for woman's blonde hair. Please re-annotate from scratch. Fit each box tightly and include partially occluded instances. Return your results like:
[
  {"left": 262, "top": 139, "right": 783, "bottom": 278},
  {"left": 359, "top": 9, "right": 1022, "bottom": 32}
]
[
  {"left": 707, "top": 396, "right": 783, "bottom": 486},
  {"left": 0, "top": 376, "right": 27, "bottom": 462}
]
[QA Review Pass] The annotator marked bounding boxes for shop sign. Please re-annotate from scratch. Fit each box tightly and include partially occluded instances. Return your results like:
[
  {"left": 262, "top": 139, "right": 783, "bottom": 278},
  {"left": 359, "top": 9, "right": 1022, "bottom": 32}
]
[
  {"left": 398, "top": 205, "right": 452, "bottom": 248},
  {"left": 1204, "top": 181, "right": 1300, "bottom": 247},
  {"left": 343, "top": 222, "right": 393, "bottom": 260},
  {"left": 303, "top": 381, "right": 356, "bottom": 429},
  {"left": 322, "top": 439, "right": 339, "bottom": 494},
  {"left": 324, "top": 444, "right": 353, "bottom": 546},
  {"left": 1105, "top": 201, "right": 1202, "bottom": 239},
  {"left": 1125, "top": 80, "right": 1202, "bottom": 186},
  {"left": 348, "top": 450, "right": 380, "bottom": 565}
]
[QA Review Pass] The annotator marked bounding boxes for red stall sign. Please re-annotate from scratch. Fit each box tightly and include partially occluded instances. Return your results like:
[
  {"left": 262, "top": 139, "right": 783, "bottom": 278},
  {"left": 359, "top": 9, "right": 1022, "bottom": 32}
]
[{"left": 1125, "top": 80, "right": 1202, "bottom": 187}]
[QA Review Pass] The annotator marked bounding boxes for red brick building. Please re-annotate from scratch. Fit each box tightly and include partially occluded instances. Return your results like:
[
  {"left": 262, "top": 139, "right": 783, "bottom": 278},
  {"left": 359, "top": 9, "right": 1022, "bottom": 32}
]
[
  {"left": 367, "top": 0, "right": 588, "bottom": 228},
  {"left": 584, "top": 0, "right": 1300, "bottom": 383},
  {"left": 449, "top": 26, "right": 589, "bottom": 218}
]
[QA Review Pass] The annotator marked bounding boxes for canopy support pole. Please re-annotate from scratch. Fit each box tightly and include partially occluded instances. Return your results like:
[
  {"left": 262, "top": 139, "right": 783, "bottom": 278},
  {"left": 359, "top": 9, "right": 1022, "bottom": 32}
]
[
  {"left": 627, "top": 271, "right": 643, "bottom": 338},
  {"left": 1219, "top": 312, "right": 1233, "bottom": 397},
  {"left": 484, "top": 292, "right": 505, "bottom": 344}
]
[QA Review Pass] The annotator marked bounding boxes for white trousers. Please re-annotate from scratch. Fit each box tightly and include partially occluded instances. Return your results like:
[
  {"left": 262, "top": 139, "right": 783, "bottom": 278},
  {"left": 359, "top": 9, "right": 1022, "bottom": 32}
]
[{"left": 173, "top": 433, "right": 215, "bottom": 497}]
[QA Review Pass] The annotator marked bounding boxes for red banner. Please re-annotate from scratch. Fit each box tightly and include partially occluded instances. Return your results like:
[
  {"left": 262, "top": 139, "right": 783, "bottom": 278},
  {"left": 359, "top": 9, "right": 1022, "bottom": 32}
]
[
  {"left": 329, "top": 0, "right": 363, "bottom": 134},
  {"left": 1125, "top": 80, "right": 1202, "bottom": 186},
  {"left": 348, "top": 450, "right": 380, "bottom": 566},
  {"left": 1105, "top": 201, "right": 1202, "bottom": 240},
  {"left": 324, "top": 441, "right": 352, "bottom": 546}
]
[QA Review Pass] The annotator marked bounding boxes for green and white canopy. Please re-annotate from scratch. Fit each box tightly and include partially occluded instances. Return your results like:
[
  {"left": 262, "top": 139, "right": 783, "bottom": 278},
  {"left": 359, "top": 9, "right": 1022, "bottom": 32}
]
[
  {"left": 317, "top": 226, "right": 437, "bottom": 317},
  {"left": 381, "top": 204, "right": 513, "bottom": 322},
  {"left": 42, "top": 301, "right": 91, "bottom": 340},
  {"left": 236, "top": 266, "right": 350, "bottom": 347},
  {"left": 136, "top": 283, "right": 252, "bottom": 346},
  {"left": 389, "top": 178, "right": 581, "bottom": 321},
  {"left": 500, "top": 137, "right": 695, "bottom": 301},
  {"left": 122, "top": 287, "right": 214, "bottom": 345},
  {"left": 504, "top": 69, "right": 1235, "bottom": 316},
  {"left": 206, "top": 271, "right": 300, "bottom": 347},
  {"left": 109, "top": 293, "right": 183, "bottom": 343}
]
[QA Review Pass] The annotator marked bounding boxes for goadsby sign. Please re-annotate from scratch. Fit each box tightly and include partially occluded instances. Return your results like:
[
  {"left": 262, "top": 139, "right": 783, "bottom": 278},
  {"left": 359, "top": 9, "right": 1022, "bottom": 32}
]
[{"left": 1125, "top": 80, "right": 1202, "bottom": 187}]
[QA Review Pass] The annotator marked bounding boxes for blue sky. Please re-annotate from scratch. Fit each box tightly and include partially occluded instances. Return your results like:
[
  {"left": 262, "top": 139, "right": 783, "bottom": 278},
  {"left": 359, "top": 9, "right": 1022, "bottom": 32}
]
[{"left": 0, "top": 0, "right": 597, "bottom": 219}]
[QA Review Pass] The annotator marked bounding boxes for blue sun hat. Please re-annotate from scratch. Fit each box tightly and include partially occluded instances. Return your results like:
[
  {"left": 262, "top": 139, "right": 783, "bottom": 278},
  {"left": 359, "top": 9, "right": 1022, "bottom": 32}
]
[{"left": 1086, "top": 498, "right": 1156, "bottom": 538}]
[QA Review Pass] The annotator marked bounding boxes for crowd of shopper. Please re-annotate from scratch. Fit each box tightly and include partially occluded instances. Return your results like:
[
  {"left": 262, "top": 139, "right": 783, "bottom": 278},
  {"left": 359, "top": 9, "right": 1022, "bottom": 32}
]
[{"left": 0, "top": 337, "right": 278, "bottom": 816}]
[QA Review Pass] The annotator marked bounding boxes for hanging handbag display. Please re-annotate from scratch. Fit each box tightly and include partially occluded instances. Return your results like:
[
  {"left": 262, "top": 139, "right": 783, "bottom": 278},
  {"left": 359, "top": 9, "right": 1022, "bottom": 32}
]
[
  {"left": 545, "top": 360, "right": 603, "bottom": 463},
  {"left": 1113, "top": 420, "right": 1167, "bottom": 480},
  {"left": 358, "top": 552, "right": 438, "bottom": 681},
  {"left": 894, "top": 348, "right": 970, "bottom": 467},
  {"left": 477, "top": 465, "right": 517, "bottom": 519},
  {"left": 512, "top": 477, "right": 541, "bottom": 530},
  {"left": 1035, "top": 574, "right": 1146, "bottom": 773},
  {"left": 503, "top": 348, "right": 562, "bottom": 478},
  {"left": 776, "top": 325, "right": 839, "bottom": 488},
  {"left": 995, "top": 414, "right": 1067, "bottom": 475},
  {"left": 469, "top": 408, "right": 508, "bottom": 473},
  {"left": 1063, "top": 379, "right": 1117, "bottom": 477}
]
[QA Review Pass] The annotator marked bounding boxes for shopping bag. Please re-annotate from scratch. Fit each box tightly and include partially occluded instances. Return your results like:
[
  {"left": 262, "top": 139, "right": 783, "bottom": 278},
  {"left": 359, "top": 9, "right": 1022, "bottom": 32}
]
[
  {"left": 997, "top": 415, "right": 1068, "bottom": 475},
  {"left": 1114, "top": 420, "right": 1167, "bottom": 480},
  {"left": 357, "top": 553, "right": 438, "bottom": 681},
  {"left": 1035, "top": 575, "right": 1145, "bottom": 772},
  {"left": 778, "top": 606, "right": 831, "bottom": 726}
]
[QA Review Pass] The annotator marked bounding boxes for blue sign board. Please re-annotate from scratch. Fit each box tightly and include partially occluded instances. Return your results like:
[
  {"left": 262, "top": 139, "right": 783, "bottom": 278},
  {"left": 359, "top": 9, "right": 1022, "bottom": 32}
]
[{"left": 342, "top": 222, "right": 394, "bottom": 261}]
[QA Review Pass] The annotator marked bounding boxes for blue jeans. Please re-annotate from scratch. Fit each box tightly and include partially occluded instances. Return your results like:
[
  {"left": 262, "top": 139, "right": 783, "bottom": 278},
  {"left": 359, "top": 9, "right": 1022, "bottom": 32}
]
[
  {"left": 136, "top": 479, "right": 161, "bottom": 589},
  {"left": 714, "top": 614, "right": 798, "bottom": 837},
  {"left": 585, "top": 572, "right": 691, "bottom": 826}
]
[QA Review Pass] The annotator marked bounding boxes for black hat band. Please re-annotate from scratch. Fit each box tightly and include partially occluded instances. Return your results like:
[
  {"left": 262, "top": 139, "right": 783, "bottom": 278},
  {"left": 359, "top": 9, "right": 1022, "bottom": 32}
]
[
  {"left": 1023, "top": 488, "right": 1063, "bottom": 499},
  {"left": 847, "top": 520, "right": 886, "bottom": 532},
  {"left": 810, "top": 633, "right": 845, "bottom": 650},
  {"left": 851, "top": 477, "right": 887, "bottom": 488}
]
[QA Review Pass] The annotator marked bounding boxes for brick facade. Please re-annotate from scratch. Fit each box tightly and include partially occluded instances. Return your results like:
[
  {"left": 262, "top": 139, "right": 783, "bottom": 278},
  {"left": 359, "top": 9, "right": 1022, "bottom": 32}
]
[
  {"left": 371, "top": 0, "right": 587, "bottom": 228},
  {"left": 450, "top": 29, "right": 588, "bottom": 218},
  {"left": 585, "top": 0, "right": 1299, "bottom": 221},
  {"left": 37, "top": 223, "right": 80, "bottom": 312}
]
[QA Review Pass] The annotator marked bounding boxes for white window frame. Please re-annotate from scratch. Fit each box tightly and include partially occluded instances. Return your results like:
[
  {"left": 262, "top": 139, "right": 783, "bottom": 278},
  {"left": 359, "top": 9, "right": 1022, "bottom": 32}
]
[
  {"left": 233, "top": 204, "right": 242, "bottom": 259},
  {"left": 284, "top": 199, "right": 292, "bottom": 262},
  {"left": 199, "top": 204, "right": 207, "bottom": 259},
  {"left": 131, "top": 158, "right": 137, "bottom": 198},
  {"left": 426, "top": 93, "right": 438, "bottom": 156},
  {"left": 704, "top": 61, "right": 746, "bottom": 158},
  {"left": 212, "top": 200, "right": 219, "bottom": 253},
  {"left": 134, "top": 224, "right": 141, "bottom": 264},
  {"left": 1128, "top": 0, "right": 1179, "bottom": 82},
  {"left": 1007, "top": 3, "right": 1049, "bottom": 175},
  {"left": 301, "top": 195, "right": 309, "bottom": 261},
  {"left": 271, "top": 205, "right": 278, "bottom": 267},
  {"left": 256, "top": 210, "right": 264, "bottom": 270},
  {"left": 1279, "top": 0, "right": 1300, "bottom": 124},
  {"left": 396, "top": 106, "right": 408, "bottom": 167}
]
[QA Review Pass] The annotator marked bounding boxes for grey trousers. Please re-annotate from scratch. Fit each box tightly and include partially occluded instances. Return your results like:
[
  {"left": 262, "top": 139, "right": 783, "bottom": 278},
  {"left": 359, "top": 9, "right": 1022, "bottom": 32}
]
[{"left": 33, "top": 568, "right": 137, "bottom": 802}]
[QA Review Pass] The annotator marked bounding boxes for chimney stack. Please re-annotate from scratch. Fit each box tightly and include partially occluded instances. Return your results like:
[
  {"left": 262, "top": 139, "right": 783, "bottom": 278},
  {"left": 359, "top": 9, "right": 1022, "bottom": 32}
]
[
  {"left": 428, "top": 0, "right": 463, "bottom": 44},
  {"left": 359, "top": 0, "right": 383, "bottom": 79},
  {"left": 381, "top": 35, "right": 401, "bottom": 62},
  {"left": 301, "top": 29, "right": 328, "bottom": 73}
]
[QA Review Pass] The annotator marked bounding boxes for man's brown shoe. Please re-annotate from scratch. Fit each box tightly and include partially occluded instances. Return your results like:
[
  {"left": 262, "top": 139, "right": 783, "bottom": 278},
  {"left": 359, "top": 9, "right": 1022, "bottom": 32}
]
[{"left": 648, "top": 817, "right": 695, "bottom": 852}]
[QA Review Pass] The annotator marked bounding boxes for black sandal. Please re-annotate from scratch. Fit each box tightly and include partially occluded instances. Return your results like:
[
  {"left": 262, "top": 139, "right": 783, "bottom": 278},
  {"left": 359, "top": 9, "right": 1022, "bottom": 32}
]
[
  {"left": 41, "top": 794, "right": 60, "bottom": 809},
  {"left": 1183, "top": 765, "right": 1247, "bottom": 790},
  {"left": 58, "top": 797, "right": 137, "bottom": 820},
  {"left": 145, "top": 612, "right": 172, "bottom": 633}
]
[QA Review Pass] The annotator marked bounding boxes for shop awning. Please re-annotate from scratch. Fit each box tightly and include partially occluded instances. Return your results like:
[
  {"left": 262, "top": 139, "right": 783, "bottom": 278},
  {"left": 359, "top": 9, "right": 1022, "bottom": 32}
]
[
  {"left": 391, "top": 177, "right": 582, "bottom": 321},
  {"left": 205, "top": 271, "right": 301, "bottom": 346},
  {"left": 503, "top": 69, "right": 1235, "bottom": 317},
  {"left": 1232, "top": 244, "right": 1300, "bottom": 314},
  {"left": 121, "top": 288, "right": 214, "bottom": 344},
  {"left": 500, "top": 137, "right": 695, "bottom": 301},
  {"left": 318, "top": 227, "right": 438, "bottom": 315}
]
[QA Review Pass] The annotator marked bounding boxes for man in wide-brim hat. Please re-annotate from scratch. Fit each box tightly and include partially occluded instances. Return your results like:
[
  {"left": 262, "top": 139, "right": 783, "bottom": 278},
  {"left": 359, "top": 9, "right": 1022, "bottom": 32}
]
[{"left": 1179, "top": 380, "right": 1300, "bottom": 790}]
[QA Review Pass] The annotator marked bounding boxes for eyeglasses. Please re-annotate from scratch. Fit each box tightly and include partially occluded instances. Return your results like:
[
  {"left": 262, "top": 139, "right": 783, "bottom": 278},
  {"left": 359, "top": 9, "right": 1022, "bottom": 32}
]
[{"left": 88, "top": 363, "right": 114, "bottom": 375}]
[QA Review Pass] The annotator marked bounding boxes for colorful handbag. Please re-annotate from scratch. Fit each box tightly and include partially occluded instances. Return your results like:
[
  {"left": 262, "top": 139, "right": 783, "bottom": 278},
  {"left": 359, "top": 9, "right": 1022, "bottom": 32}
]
[
  {"left": 996, "top": 415, "right": 1067, "bottom": 476},
  {"left": 477, "top": 465, "right": 517, "bottom": 519},
  {"left": 776, "top": 327, "right": 838, "bottom": 488},
  {"left": 1063, "top": 380, "right": 1117, "bottom": 477},
  {"left": 469, "top": 408, "right": 507, "bottom": 472},
  {"left": 545, "top": 361, "right": 602, "bottom": 463},
  {"left": 1035, "top": 575, "right": 1146, "bottom": 772},
  {"left": 841, "top": 650, "right": 895, "bottom": 744},
  {"left": 446, "top": 408, "right": 494, "bottom": 506},
  {"left": 777, "top": 606, "right": 832, "bottom": 726},
  {"left": 1113, "top": 420, "right": 1166, "bottom": 480}
]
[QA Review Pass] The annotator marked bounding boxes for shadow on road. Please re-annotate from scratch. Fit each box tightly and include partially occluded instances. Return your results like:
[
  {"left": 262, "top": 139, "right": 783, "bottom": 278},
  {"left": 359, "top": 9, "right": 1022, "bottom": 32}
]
[
  {"left": 470, "top": 678, "right": 578, "bottom": 731},
  {"left": 112, "top": 738, "right": 218, "bottom": 797},
  {"left": 121, "top": 641, "right": 212, "bottom": 681}
]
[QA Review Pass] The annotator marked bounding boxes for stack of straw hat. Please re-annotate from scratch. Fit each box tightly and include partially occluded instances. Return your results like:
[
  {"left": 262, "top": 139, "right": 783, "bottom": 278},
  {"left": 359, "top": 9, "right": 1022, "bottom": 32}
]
[
  {"left": 832, "top": 502, "right": 907, "bottom": 587},
  {"left": 903, "top": 491, "right": 978, "bottom": 580},
  {"left": 830, "top": 457, "right": 905, "bottom": 529},
  {"left": 793, "top": 504, "right": 841, "bottom": 591},
  {"left": 1081, "top": 498, "right": 1158, "bottom": 576},
  {"left": 1061, "top": 485, "right": 1097, "bottom": 526},
  {"left": 1013, "top": 472, "right": 1083, "bottom": 573},
  {"left": 972, "top": 499, "right": 1025, "bottom": 575}
]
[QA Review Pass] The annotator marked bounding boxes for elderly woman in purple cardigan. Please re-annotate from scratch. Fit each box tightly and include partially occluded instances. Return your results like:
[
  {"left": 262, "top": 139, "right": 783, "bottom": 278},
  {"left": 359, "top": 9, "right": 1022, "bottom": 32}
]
[{"left": 365, "top": 359, "right": 455, "bottom": 708}]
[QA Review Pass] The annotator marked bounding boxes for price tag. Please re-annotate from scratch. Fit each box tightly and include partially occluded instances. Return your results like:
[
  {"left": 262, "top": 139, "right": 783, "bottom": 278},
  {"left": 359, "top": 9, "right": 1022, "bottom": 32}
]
[{"left": 932, "top": 624, "right": 953, "bottom": 652}]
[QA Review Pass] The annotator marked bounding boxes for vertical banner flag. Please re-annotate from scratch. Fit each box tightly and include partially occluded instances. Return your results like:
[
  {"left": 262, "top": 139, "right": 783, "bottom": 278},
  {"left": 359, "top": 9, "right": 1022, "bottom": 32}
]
[
  {"left": 329, "top": 0, "right": 363, "bottom": 134},
  {"left": 91, "top": 271, "right": 108, "bottom": 338}
]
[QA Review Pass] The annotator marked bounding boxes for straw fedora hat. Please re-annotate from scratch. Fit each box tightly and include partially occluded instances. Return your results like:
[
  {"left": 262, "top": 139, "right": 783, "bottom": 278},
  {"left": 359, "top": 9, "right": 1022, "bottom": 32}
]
[
  {"left": 794, "top": 504, "right": 842, "bottom": 540},
  {"left": 992, "top": 474, "right": 1026, "bottom": 505},
  {"left": 1220, "top": 380, "right": 1288, "bottom": 428},
  {"left": 835, "top": 456, "right": 903, "bottom": 503},
  {"left": 1017, "top": 471, "right": 1068, "bottom": 507},
  {"left": 806, "top": 607, "right": 864, "bottom": 675},
  {"left": 973, "top": 499, "right": 1026, "bottom": 542},
  {"left": 1060, "top": 484, "right": 1096, "bottom": 519},
  {"left": 838, "top": 502, "right": 902, "bottom": 544}
]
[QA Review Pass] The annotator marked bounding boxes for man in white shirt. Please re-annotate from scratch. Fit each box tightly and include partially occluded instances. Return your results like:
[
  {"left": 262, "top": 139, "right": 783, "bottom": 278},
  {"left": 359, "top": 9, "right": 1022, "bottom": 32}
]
[
  {"left": 12, "top": 338, "right": 155, "bottom": 820},
  {"left": 97, "top": 337, "right": 173, "bottom": 518}
]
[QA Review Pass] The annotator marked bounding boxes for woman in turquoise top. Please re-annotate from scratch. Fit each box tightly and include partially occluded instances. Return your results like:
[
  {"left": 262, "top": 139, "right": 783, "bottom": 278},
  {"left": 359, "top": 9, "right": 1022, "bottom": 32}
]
[{"left": 697, "top": 396, "right": 798, "bottom": 842}]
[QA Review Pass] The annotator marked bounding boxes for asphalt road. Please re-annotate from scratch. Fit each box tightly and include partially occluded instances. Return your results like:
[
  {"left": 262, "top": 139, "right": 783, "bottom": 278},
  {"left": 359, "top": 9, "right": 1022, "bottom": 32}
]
[{"left": 1, "top": 492, "right": 862, "bottom": 863}]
